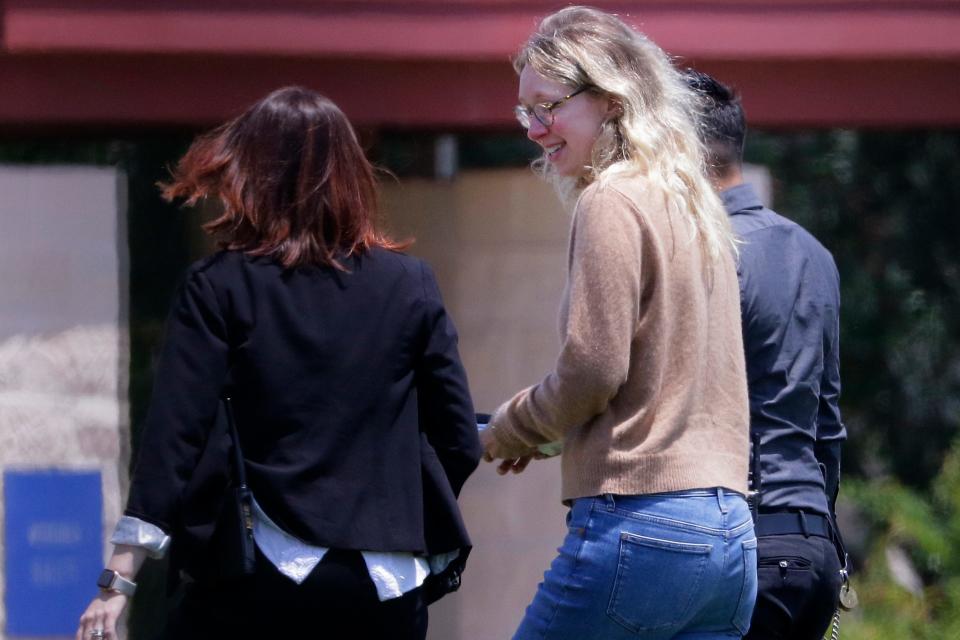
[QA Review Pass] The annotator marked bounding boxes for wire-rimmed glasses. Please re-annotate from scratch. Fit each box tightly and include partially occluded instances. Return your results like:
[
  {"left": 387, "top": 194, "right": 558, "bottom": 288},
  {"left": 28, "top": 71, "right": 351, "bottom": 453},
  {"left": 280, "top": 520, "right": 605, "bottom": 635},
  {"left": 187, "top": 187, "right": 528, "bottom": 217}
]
[{"left": 514, "top": 86, "right": 590, "bottom": 129}]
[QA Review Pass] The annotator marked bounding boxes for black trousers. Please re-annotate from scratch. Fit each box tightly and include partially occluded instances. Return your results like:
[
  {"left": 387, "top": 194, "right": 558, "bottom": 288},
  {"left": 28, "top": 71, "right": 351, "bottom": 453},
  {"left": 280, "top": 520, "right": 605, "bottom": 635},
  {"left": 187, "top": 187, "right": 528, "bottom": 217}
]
[
  {"left": 163, "top": 549, "right": 428, "bottom": 640},
  {"left": 744, "top": 534, "right": 843, "bottom": 640}
]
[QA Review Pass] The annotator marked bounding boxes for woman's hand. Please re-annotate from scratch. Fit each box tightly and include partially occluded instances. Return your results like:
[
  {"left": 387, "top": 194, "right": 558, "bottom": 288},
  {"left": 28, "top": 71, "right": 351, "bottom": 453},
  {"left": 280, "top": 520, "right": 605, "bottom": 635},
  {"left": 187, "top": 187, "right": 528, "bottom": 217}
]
[
  {"left": 494, "top": 454, "right": 536, "bottom": 475},
  {"left": 76, "top": 591, "right": 128, "bottom": 640},
  {"left": 481, "top": 426, "right": 543, "bottom": 474},
  {"left": 76, "top": 545, "right": 145, "bottom": 640}
]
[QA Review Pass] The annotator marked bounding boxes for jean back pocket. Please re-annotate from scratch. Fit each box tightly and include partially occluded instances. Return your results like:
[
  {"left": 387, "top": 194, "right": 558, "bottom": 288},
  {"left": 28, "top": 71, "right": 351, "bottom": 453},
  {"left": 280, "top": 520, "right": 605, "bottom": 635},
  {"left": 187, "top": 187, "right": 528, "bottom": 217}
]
[
  {"left": 606, "top": 531, "right": 712, "bottom": 633},
  {"left": 731, "top": 538, "right": 759, "bottom": 635}
]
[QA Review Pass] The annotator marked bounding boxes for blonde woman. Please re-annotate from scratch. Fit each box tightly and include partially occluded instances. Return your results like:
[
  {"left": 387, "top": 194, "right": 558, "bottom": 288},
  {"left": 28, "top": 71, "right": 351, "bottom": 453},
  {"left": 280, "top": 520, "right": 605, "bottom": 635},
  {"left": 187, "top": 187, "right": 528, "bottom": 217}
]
[{"left": 480, "top": 7, "right": 757, "bottom": 639}]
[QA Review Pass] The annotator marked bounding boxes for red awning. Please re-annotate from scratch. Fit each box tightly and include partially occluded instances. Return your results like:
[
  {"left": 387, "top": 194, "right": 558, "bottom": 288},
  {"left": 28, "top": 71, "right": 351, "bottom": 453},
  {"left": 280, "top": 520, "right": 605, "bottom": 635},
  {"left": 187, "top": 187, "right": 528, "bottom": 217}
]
[{"left": 2, "top": 1, "right": 959, "bottom": 127}]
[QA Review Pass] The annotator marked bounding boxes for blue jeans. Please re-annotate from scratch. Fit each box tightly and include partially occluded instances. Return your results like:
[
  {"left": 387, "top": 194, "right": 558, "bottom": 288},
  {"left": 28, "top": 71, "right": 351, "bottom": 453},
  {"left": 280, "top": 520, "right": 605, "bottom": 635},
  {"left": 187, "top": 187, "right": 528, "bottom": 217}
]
[{"left": 514, "top": 489, "right": 758, "bottom": 640}]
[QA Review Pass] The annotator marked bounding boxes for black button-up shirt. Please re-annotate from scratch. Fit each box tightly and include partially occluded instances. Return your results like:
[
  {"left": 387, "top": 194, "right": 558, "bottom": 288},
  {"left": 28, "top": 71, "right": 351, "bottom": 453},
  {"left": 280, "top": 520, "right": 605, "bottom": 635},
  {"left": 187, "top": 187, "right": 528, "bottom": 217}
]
[{"left": 723, "top": 183, "right": 845, "bottom": 516}]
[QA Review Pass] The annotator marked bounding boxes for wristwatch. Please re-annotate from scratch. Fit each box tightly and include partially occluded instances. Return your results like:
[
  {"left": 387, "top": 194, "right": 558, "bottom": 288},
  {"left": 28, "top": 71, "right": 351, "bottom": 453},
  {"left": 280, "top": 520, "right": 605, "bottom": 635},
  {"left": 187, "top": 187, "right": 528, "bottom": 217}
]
[{"left": 96, "top": 569, "right": 137, "bottom": 596}]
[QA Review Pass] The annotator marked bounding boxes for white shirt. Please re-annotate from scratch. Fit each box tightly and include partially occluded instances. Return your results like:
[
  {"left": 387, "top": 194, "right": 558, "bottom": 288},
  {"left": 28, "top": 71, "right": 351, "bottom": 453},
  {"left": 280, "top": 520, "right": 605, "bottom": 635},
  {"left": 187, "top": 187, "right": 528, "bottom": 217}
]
[{"left": 112, "top": 503, "right": 457, "bottom": 602}]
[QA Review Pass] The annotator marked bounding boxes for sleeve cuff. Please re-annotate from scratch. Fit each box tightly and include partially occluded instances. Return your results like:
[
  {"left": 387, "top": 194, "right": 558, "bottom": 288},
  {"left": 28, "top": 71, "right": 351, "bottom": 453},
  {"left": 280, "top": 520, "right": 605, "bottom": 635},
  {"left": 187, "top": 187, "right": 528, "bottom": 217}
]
[
  {"left": 488, "top": 397, "right": 541, "bottom": 458},
  {"left": 110, "top": 515, "right": 172, "bottom": 559},
  {"left": 427, "top": 549, "right": 460, "bottom": 575}
]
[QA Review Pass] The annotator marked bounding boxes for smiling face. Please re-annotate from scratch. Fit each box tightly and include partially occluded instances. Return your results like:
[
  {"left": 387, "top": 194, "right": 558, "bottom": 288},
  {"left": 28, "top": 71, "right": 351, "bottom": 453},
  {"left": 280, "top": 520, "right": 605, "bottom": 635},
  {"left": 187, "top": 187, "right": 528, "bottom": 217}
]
[{"left": 518, "top": 66, "right": 611, "bottom": 179}]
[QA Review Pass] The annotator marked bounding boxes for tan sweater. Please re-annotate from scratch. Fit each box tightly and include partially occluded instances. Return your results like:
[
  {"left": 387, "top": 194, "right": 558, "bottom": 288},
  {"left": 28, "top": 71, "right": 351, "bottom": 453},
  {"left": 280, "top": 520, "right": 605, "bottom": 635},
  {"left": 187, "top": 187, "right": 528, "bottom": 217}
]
[{"left": 489, "top": 175, "right": 749, "bottom": 501}]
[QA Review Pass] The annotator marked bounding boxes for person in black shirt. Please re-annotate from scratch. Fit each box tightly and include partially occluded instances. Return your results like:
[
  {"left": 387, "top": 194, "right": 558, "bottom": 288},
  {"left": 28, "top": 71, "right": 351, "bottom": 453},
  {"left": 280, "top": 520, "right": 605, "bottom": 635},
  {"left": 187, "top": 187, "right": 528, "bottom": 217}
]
[
  {"left": 686, "top": 70, "right": 846, "bottom": 640},
  {"left": 76, "top": 87, "right": 481, "bottom": 640}
]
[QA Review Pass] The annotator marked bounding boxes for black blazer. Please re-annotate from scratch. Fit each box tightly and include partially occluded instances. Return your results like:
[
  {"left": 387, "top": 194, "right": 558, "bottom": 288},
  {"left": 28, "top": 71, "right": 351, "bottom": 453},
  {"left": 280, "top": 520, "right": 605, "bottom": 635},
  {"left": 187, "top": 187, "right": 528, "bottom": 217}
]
[{"left": 126, "top": 248, "right": 481, "bottom": 558}]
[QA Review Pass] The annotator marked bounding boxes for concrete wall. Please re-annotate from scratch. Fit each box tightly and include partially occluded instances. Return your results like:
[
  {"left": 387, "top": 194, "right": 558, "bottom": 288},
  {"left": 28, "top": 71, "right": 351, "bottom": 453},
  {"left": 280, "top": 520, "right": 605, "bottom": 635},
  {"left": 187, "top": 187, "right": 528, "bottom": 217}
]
[
  {"left": 0, "top": 166, "right": 128, "bottom": 639},
  {"left": 382, "top": 168, "right": 572, "bottom": 640}
]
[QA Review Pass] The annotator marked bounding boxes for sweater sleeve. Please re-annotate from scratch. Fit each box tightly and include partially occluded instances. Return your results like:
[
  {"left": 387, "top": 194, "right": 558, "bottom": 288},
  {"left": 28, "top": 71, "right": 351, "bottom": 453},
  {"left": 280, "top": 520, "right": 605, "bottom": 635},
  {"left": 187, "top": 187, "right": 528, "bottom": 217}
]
[{"left": 489, "top": 184, "right": 645, "bottom": 457}]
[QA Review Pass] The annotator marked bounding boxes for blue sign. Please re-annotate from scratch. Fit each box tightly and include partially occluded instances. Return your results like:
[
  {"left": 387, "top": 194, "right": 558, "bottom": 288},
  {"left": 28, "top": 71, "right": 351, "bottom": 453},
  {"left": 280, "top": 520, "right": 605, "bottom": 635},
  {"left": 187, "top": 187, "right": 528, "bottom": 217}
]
[{"left": 4, "top": 469, "right": 103, "bottom": 637}]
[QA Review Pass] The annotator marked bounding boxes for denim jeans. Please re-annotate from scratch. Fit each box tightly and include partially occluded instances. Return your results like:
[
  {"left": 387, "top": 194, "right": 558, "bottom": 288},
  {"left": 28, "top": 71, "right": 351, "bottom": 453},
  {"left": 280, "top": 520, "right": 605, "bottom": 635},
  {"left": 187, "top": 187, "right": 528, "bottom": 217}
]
[{"left": 514, "top": 489, "right": 758, "bottom": 640}]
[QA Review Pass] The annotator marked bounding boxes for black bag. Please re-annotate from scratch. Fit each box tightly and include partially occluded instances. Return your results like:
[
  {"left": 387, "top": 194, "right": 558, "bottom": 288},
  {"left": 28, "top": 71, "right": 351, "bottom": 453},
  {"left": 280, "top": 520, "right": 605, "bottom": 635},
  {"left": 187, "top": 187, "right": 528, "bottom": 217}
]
[
  {"left": 418, "top": 431, "right": 473, "bottom": 604},
  {"left": 421, "top": 548, "right": 470, "bottom": 605},
  {"left": 209, "top": 396, "right": 257, "bottom": 579}
]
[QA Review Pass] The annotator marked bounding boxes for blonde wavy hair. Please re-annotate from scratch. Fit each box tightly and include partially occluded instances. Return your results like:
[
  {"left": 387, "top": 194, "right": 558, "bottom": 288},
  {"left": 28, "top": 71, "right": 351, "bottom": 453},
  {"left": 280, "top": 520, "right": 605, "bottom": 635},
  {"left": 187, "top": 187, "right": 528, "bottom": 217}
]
[{"left": 514, "top": 6, "right": 736, "bottom": 262}]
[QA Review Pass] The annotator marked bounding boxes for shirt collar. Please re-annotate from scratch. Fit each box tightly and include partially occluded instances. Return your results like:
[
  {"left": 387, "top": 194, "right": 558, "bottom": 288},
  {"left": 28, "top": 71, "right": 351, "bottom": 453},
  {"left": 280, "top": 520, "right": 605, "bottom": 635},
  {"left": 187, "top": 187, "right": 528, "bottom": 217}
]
[{"left": 720, "top": 182, "right": 764, "bottom": 216}]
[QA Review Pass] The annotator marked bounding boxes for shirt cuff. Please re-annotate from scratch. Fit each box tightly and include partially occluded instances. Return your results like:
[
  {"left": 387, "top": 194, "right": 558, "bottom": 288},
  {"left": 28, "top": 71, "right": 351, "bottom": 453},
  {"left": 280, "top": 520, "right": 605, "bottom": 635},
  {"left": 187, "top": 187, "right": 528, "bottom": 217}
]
[
  {"left": 428, "top": 549, "right": 460, "bottom": 575},
  {"left": 110, "top": 516, "right": 172, "bottom": 559}
]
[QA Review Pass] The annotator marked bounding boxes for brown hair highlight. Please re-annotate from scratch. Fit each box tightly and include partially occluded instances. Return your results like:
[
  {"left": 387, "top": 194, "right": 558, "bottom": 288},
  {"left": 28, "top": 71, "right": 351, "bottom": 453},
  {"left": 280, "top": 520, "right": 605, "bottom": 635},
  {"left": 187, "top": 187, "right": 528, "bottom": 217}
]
[{"left": 161, "top": 86, "right": 408, "bottom": 270}]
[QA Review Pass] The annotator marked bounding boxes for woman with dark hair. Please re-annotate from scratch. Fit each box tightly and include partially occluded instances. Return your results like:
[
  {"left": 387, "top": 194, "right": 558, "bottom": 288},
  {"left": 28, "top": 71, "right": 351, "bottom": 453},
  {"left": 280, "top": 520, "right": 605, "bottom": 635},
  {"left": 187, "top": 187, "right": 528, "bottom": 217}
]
[{"left": 76, "top": 87, "right": 480, "bottom": 640}]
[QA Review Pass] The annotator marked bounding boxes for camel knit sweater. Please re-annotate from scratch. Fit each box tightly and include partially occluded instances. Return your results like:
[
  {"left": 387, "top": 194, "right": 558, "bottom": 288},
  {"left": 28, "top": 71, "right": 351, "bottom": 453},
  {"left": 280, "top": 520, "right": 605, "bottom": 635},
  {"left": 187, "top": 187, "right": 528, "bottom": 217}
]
[{"left": 489, "top": 175, "right": 749, "bottom": 501}]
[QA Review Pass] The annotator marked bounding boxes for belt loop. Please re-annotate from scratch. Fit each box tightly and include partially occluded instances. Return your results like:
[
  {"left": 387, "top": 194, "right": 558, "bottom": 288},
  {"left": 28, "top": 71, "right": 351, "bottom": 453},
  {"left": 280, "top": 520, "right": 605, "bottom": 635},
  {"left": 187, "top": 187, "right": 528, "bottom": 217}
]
[
  {"left": 798, "top": 510, "right": 809, "bottom": 538},
  {"left": 716, "top": 487, "right": 728, "bottom": 514},
  {"left": 604, "top": 494, "right": 616, "bottom": 511}
]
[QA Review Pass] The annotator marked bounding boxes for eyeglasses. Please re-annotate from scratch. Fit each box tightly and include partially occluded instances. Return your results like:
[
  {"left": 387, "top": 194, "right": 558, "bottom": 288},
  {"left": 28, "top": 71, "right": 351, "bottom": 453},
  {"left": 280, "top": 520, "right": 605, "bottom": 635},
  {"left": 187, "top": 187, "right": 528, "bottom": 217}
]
[{"left": 514, "top": 86, "right": 590, "bottom": 130}]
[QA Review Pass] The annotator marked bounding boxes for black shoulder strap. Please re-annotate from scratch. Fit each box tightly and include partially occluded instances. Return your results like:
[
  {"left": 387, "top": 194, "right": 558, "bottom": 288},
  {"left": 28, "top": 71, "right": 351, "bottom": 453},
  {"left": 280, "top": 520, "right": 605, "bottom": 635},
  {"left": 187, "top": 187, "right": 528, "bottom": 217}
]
[
  {"left": 222, "top": 396, "right": 249, "bottom": 490},
  {"left": 747, "top": 431, "right": 762, "bottom": 519}
]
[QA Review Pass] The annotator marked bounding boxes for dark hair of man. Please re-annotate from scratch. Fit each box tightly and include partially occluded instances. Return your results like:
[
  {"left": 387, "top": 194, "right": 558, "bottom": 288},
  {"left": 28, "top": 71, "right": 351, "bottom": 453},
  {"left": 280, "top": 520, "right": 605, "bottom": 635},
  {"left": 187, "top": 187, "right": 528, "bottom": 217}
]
[
  {"left": 161, "top": 86, "right": 407, "bottom": 270},
  {"left": 684, "top": 69, "right": 746, "bottom": 177}
]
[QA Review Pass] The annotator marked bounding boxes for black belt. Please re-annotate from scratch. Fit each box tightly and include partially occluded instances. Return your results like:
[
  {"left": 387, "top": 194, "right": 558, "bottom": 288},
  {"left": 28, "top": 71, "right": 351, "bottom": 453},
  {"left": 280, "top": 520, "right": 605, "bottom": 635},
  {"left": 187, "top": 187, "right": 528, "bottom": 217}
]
[{"left": 755, "top": 511, "right": 832, "bottom": 539}]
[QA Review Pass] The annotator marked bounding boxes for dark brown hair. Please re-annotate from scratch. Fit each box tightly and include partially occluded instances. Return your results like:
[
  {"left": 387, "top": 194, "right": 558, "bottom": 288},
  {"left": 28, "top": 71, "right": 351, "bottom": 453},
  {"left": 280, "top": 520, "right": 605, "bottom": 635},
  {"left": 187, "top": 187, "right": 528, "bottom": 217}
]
[{"left": 161, "top": 86, "right": 407, "bottom": 269}]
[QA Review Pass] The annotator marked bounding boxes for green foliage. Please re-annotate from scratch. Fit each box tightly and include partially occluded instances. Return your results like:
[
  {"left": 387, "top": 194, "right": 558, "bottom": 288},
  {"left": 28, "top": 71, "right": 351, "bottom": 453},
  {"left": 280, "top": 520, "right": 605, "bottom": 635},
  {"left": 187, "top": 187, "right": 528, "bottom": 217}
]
[
  {"left": 747, "top": 131, "right": 960, "bottom": 489},
  {"left": 0, "top": 139, "right": 117, "bottom": 164},
  {"left": 837, "top": 436, "right": 960, "bottom": 639}
]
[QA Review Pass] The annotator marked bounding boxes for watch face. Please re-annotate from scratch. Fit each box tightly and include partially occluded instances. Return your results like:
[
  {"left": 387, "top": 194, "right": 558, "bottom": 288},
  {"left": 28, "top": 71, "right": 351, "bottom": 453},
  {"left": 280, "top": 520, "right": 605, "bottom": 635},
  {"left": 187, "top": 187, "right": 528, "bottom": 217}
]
[{"left": 97, "top": 569, "right": 115, "bottom": 589}]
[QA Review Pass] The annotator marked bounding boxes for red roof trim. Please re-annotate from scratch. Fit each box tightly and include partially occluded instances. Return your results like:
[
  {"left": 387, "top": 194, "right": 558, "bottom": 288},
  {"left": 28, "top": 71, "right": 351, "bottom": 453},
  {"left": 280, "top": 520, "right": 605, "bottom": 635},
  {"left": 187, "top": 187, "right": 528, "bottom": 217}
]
[
  {"left": 2, "top": 54, "right": 958, "bottom": 129},
  {"left": 4, "top": 3, "right": 960, "bottom": 60}
]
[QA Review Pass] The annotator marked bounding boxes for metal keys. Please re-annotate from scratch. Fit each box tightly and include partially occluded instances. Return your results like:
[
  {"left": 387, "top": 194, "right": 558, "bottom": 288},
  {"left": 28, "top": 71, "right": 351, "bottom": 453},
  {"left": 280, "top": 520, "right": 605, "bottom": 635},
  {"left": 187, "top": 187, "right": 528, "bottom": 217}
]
[
  {"left": 839, "top": 582, "right": 859, "bottom": 611},
  {"left": 839, "top": 568, "right": 859, "bottom": 611}
]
